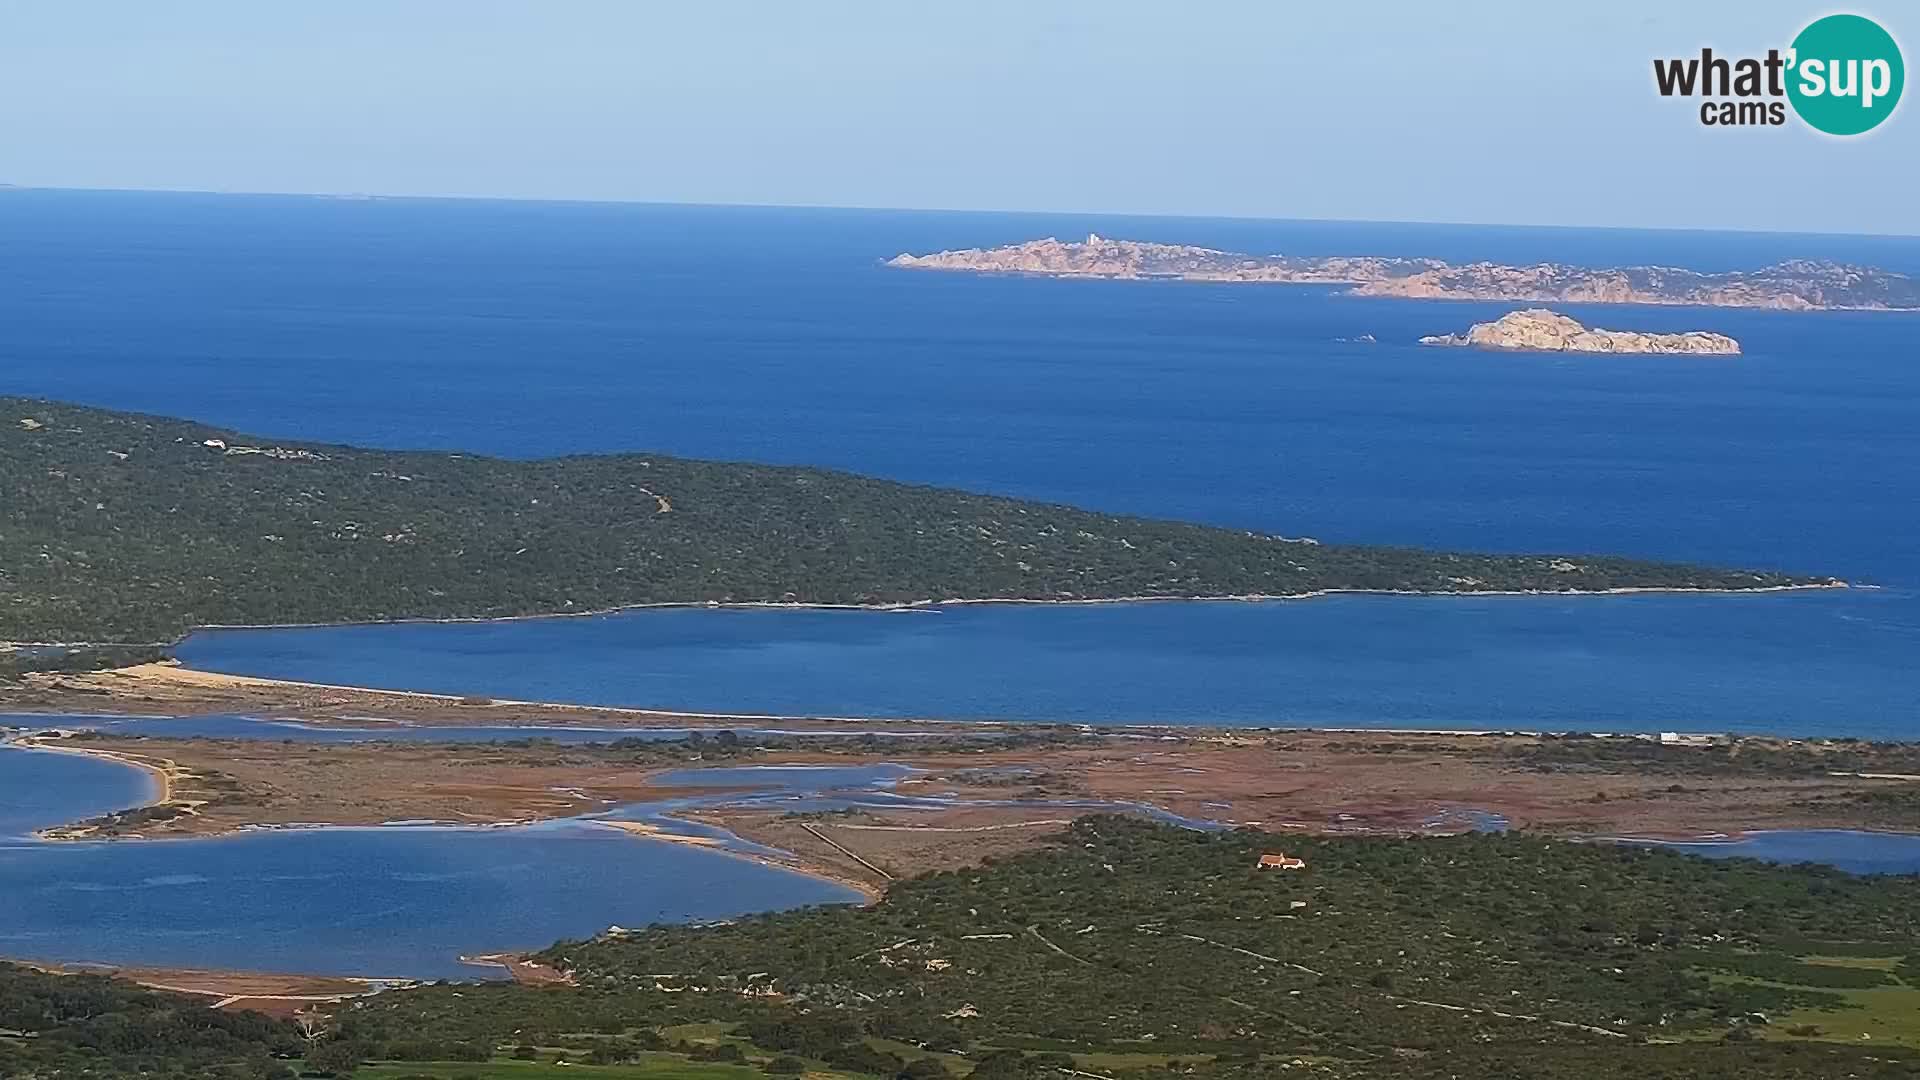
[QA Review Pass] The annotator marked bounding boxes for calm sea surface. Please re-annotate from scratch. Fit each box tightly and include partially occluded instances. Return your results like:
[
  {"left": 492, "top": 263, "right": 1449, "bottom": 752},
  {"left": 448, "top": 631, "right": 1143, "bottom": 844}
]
[
  {"left": 3, "top": 192, "right": 1917, "bottom": 974},
  {"left": 3, "top": 189, "right": 1916, "bottom": 586},
  {"left": 173, "top": 591, "right": 1919, "bottom": 738},
  {"left": 5, "top": 190, "right": 1917, "bottom": 738}
]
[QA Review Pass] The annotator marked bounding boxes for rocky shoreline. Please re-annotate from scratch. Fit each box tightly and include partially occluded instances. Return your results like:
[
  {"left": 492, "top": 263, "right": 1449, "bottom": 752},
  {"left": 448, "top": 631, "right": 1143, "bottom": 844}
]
[
  {"left": 889, "top": 234, "right": 1920, "bottom": 311},
  {"left": 1418, "top": 309, "right": 1741, "bottom": 355}
]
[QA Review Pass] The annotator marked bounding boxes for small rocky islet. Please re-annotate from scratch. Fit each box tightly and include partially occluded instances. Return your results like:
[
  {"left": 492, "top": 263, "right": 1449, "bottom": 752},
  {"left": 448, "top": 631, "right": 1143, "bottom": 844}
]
[{"left": 1418, "top": 309, "right": 1742, "bottom": 356}]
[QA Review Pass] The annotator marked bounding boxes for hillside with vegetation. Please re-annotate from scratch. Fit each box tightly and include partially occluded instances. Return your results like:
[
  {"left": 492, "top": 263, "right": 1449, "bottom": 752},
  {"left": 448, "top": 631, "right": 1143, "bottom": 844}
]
[
  {"left": 0, "top": 397, "right": 1831, "bottom": 644},
  {"left": 0, "top": 963, "right": 302, "bottom": 1079},
  {"left": 7, "top": 819, "right": 1917, "bottom": 1078},
  {"left": 540, "top": 818, "right": 1920, "bottom": 1067}
]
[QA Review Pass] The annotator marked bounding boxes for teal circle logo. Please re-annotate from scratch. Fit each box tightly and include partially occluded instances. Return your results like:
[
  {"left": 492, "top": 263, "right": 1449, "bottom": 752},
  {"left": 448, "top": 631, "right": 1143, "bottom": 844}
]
[{"left": 1787, "top": 14, "right": 1904, "bottom": 135}]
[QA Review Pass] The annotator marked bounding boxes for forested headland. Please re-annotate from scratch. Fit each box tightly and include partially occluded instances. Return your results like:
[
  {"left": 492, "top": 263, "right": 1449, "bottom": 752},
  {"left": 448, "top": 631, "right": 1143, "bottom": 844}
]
[
  {"left": 7, "top": 818, "right": 1917, "bottom": 1079},
  {"left": 1, "top": 397, "right": 1833, "bottom": 645}
]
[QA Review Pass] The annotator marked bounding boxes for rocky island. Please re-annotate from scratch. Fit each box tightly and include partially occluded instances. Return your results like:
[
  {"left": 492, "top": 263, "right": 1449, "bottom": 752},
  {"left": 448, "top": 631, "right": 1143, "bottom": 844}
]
[
  {"left": 1418, "top": 309, "right": 1742, "bottom": 355},
  {"left": 890, "top": 234, "right": 1920, "bottom": 311}
]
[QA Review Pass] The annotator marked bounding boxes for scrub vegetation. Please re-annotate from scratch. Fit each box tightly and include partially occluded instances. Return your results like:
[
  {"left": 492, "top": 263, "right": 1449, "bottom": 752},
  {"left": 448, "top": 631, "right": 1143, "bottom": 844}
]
[
  {"left": 10, "top": 819, "right": 1915, "bottom": 1079},
  {"left": 0, "top": 397, "right": 1829, "bottom": 644}
]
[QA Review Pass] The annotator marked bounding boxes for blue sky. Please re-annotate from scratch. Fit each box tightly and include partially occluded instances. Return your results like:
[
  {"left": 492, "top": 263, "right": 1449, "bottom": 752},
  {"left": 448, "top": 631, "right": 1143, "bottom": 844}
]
[{"left": 1, "top": 1, "right": 1913, "bottom": 234}]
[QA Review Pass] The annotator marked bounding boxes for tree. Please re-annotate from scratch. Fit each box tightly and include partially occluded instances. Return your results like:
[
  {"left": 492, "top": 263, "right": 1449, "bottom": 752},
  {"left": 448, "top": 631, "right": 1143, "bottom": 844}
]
[
  {"left": 304, "top": 1040, "right": 364, "bottom": 1077},
  {"left": 900, "top": 1057, "right": 951, "bottom": 1080},
  {"left": 292, "top": 1008, "right": 329, "bottom": 1049}
]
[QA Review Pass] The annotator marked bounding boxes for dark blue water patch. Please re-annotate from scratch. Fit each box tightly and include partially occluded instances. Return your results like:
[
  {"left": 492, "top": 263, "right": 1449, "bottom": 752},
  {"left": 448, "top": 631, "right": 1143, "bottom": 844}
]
[
  {"left": 1634, "top": 830, "right": 1920, "bottom": 876},
  {"left": 4, "top": 193, "right": 1919, "bottom": 595},
  {"left": 174, "top": 591, "right": 1920, "bottom": 739}
]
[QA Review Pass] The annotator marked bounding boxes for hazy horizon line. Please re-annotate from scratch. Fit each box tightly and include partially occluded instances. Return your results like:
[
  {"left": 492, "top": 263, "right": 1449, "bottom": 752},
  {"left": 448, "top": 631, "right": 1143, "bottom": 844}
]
[{"left": 7, "top": 182, "right": 1918, "bottom": 243}]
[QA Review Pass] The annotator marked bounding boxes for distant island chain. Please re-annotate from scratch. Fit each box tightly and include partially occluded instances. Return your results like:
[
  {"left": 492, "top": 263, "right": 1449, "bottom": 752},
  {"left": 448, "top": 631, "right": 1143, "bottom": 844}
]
[{"left": 890, "top": 234, "right": 1920, "bottom": 311}]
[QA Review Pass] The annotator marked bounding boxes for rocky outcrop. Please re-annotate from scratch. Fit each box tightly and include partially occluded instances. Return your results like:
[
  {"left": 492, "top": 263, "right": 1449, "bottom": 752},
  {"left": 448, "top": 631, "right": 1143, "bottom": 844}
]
[
  {"left": 1418, "top": 310, "right": 1740, "bottom": 355},
  {"left": 888, "top": 236, "right": 1920, "bottom": 312},
  {"left": 888, "top": 234, "right": 1440, "bottom": 284}
]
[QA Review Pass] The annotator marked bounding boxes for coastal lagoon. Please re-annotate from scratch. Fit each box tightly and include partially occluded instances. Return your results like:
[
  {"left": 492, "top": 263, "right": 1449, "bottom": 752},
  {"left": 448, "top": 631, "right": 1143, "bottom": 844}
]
[
  {"left": 0, "top": 743, "right": 1201, "bottom": 979},
  {"left": 1650, "top": 830, "right": 1920, "bottom": 875},
  {"left": 0, "top": 745, "right": 860, "bottom": 980},
  {"left": 177, "top": 589, "right": 1920, "bottom": 739},
  {"left": 4, "top": 735, "right": 1916, "bottom": 979},
  {"left": 0, "top": 747, "right": 157, "bottom": 837}
]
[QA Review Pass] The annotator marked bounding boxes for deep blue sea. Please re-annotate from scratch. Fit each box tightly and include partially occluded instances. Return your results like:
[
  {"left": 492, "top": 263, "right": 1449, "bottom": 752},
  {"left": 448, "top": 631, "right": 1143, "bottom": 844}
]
[
  {"left": 3, "top": 188, "right": 1916, "bottom": 587},
  {"left": 3, "top": 191, "right": 1918, "bottom": 976},
  {"left": 4, "top": 189, "right": 1915, "bottom": 738}
]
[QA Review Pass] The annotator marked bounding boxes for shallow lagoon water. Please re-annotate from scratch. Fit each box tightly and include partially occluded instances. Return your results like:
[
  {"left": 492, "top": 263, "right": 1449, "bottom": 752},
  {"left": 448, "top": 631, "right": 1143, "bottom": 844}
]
[
  {"left": 0, "top": 747, "right": 157, "bottom": 837},
  {"left": 4, "top": 733, "right": 1915, "bottom": 978},
  {"left": 0, "top": 821, "right": 857, "bottom": 980},
  {"left": 0, "top": 744, "right": 860, "bottom": 979},
  {"left": 1646, "top": 830, "right": 1920, "bottom": 875},
  {"left": 177, "top": 590, "right": 1920, "bottom": 739}
]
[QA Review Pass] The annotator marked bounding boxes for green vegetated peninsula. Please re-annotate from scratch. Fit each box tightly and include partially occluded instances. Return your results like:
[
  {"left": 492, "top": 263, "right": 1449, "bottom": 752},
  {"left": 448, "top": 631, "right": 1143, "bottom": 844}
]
[
  {"left": 531, "top": 818, "right": 1920, "bottom": 1075},
  {"left": 10, "top": 817, "right": 1916, "bottom": 1077},
  {"left": 1, "top": 397, "right": 1833, "bottom": 644}
]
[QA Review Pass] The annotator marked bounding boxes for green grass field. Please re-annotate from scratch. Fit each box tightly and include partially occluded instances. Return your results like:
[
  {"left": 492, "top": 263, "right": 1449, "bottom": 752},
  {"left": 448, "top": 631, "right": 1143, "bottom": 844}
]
[
  {"left": 1699, "top": 952, "right": 1920, "bottom": 1050},
  {"left": 1759, "top": 983, "right": 1920, "bottom": 1048}
]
